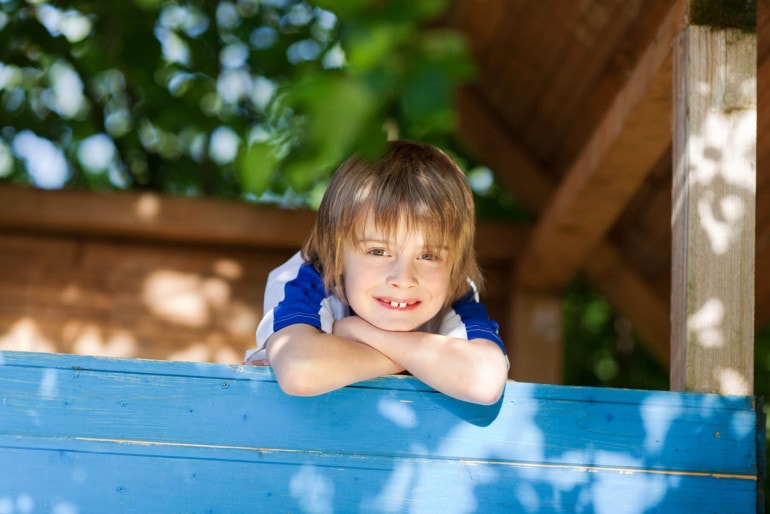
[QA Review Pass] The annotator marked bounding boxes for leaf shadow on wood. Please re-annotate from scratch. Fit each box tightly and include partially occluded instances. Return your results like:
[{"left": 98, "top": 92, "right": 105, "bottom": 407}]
[{"left": 0, "top": 352, "right": 761, "bottom": 513}]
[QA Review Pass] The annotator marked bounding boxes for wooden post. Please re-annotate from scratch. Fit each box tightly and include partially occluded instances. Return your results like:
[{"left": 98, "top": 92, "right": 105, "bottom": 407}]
[
  {"left": 507, "top": 290, "right": 563, "bottom": 384},
  {"left": 671, "top": 1, "right": 757, "bottom": 394}
]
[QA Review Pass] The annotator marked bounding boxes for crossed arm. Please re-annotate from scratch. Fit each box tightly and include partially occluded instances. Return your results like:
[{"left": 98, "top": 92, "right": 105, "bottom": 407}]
[{"left": 265, "top": 316, "right": 508, "bottom": 405}]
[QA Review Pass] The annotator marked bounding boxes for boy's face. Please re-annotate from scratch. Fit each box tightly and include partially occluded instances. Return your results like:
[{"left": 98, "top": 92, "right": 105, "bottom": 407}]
[{"left": 342, "top": 216, "right": 451, "bottom": 332}]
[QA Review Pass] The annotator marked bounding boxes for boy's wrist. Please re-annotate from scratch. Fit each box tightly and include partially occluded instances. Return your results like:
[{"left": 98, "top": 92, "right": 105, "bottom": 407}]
[{"left": 332, "top": 315, "right": 366, "bottom": 342}]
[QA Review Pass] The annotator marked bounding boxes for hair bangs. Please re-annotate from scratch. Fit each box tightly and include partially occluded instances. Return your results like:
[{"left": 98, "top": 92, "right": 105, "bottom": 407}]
[{"left": 347, "top": 171, "right": 456, "bottom": 255}]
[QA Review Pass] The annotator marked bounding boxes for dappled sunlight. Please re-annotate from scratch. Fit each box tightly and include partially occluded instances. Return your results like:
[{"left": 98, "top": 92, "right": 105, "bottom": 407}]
[
  {"left": 641, "top": 393, "right": 683, "bottom": 453},
  {"left": 696, "top": 191, "right": 746, "bottom": 254},
  {"left": 141, "top": 265, "right": 260, "bottom": 347},
  {"left": 62, "top": 322, "right": 137, "bottom": 358},
  {"left": 166, "top": 344, "right": 211, "bottom": 363},
  {"left": 522, "top": 450, "right": 675, "bottom": 514},
  {"left": 690, "top": 108, "right": 755, "bottom": 188},
  {"left": 289, "top": 465, "right": 335, "bottom": 514},
  {"left": 134, "top": 193, "right": 162, "bottom": 221},
  {"left": 222, "top": 300, "right": 260, "bottom": 337},
  {"left": 0, "top": 318, "right": 56, "bottom": 353},
  {"left": 716, "top": 367, "right": 751, "bottom": 396},
  {"left": 675, "top": 32, "right": 756, "bottom": 395},
  {"left": 0, "top": 495, "right": 34, "bottom": 514},
  {"left": 0, "top": 311, "right": 252, "bottom": 363},
  {"left": 0, "top": 495, "right": 78, "bottom": 514},
  {"left": 363, "top": 459, "right": 415, "bottom": 512},
  {"left": 409, "top": 457, "right": 489, "bottom": 513},
  {"left": 376, "top": 398, "right": 418, "bottom": 428},
  {"left": 60, "top": 283, "right": 83, "bottom": 304},
  {"left": 0, "top": 354, "right": 760, "bottom": 512},
  {"left": 38, "top": 368, "right": 59, "bottom": 399},
  {"left": 0, "top": 227, "right": 266, "bottom": 363},
  {"left": 587, "top": 466, "right": 671, "bottom": 514},
  {"left": 213, "top": 258, "right": 243, "bottom": 280},
  {"left": 142, "top": 270, "right": 230, "bottom": 328},
  {"left": 688, "top": 297, "right": 725, "bottom": 348},
  {"left": 167, "top": 340, "right": 241, "bottom": 364},
  {"left": 688, "top": 106, "right": 755, "bottom": 256},
  {"left": 353, "top": 382, "right": 758, "bottom": 512}
]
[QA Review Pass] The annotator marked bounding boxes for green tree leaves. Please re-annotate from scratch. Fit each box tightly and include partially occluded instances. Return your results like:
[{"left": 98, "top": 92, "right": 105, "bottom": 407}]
[{"left": 0, "top": 0, "right": 474, "bottom": 206}]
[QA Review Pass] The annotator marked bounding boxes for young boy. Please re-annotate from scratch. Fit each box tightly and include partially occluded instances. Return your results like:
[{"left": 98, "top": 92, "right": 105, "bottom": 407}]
[{"left": 245, "top": 140, "right": 509, "bottom": 405}]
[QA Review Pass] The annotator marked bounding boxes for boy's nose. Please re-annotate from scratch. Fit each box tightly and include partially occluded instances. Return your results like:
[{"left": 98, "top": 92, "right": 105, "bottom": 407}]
[{"left": 387, "top": 257, "right": 417, "bottom": 287}]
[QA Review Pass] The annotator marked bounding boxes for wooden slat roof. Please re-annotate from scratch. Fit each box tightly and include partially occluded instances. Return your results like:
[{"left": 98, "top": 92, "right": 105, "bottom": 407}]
[{"left": 444, "top": 0, "right": 768, "bottom": 359}]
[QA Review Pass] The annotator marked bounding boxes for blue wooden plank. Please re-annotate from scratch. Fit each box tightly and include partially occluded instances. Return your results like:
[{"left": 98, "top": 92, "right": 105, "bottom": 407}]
[
  {"left": 0, "top": 435, "right": 757, "bottom": 514},
  {"left": 1, "top": 349, "right": 758, "bottom": 413},
  {"left": 0, "top": 350, "right": 762, "bottom": 513},
  {"left": 0, "top": 351, "right": 757, "bottom": 476},
  {"left": 0, "top": 349, "right": 757, "bottom": 411}
]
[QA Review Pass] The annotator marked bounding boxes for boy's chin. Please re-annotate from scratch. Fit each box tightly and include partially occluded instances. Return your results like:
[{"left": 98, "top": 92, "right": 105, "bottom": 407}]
[{"left": 369, "top": 318, "right": 429, "bottom": 333}]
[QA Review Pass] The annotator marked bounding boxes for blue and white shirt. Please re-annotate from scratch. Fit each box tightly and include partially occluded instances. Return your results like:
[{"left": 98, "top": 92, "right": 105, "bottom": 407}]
[{"left": 246, "top": 252, "right": 506, "bottom": 362}]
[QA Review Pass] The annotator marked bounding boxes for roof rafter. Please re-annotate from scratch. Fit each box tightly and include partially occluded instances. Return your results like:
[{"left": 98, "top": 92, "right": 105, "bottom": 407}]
[
  {"left": 455, "top": 87, "right": 670, "bottom": 364},
  {"left": 513, "top": 0, "right": 688, "bottom": 292}
]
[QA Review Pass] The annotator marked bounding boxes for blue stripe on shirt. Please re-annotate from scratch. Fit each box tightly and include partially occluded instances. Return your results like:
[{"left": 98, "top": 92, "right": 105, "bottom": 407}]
[
  {"left": 452, "top": 290, "right": 506, "bottom": 353},
  {"left": 272, "top": 263, "right": 327, "bottom": 333}
]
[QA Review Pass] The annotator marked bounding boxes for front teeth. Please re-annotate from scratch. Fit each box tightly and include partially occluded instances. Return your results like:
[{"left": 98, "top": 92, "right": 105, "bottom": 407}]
[{"left": 390, "top": 301, "right": 408, "bottom": 308}]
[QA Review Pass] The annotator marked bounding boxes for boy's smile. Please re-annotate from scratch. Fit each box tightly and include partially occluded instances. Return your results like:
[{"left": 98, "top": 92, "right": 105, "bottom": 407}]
[
  {"left": 342, "top": 217, "right": 451, "bottom": 332},
  {"left": 379, "top": 299, "right": 419, "bottom": 310}
]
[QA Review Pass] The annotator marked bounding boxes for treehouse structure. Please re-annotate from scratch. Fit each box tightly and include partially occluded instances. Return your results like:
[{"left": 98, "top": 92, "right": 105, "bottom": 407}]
[{"left": 0, "top": 0, "right": 767, "bottom": 511}]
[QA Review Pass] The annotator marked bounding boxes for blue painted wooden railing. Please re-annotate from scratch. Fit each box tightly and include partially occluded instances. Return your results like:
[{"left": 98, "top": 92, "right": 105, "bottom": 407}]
[{"left": 0, "top": 350, "right": 764, "bottom": 513}]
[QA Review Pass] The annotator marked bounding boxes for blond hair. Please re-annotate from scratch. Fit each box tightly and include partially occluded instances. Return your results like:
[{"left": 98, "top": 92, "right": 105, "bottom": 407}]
[{"left": 301, "top": 140, "right": 481, "bottom": 307}]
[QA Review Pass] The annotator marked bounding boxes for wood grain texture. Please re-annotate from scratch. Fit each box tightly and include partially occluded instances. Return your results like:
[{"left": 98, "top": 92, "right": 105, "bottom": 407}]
[
  {"left": 514, "top": 1, "right": 686, "bottom": 291},
  {"left": 0, "top": 351, "right": 761, "bottom": 513},
  {"left": 671, "top": 25, "right": 757, "bottom": 395},
  {"left": 0, "top": 185, "right": 314, "bottom": 249}
]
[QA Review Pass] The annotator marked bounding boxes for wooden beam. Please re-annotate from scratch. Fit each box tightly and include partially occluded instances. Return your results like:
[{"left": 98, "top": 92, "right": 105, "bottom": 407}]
[
  {"left": 671, "top": 5, "right": 757, "bottom": 395},
  {"left": 0, "top": 185, "right": 315, "bottom": 249},
  {"left": 509, "top": 291, "right": 563, "bottom": 383},
  {"left": 514, "top": 1, "right": 688, "bottom": 291},
  {"left": 0, "top": 185, "right": 525, "bottom": 263},
  {"left": 456, "top": 89, "right": 671, "bottom": 370}
]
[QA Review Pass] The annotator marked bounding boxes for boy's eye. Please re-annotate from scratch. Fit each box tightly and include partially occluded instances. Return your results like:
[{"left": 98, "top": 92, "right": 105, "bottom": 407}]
[
  {"left": 419, "top": 253, "right": 441, "bottom": 262},
  {"left": 368, "top": 248, "right": 389, "bottom": 257}
]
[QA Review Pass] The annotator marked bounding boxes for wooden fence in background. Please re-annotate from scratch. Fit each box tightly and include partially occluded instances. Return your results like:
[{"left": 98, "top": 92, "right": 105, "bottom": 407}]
[{"left": 0, "top": 185, "right": 522, "bottom": 364}]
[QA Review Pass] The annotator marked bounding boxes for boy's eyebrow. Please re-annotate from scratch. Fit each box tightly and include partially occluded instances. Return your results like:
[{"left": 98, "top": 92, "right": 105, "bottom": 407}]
[
  {"left": 358, "top": 235, "right": 389, "bottom": 243},
  {"left": 357, "top": 235, "right": 450, "bottom": 252}
]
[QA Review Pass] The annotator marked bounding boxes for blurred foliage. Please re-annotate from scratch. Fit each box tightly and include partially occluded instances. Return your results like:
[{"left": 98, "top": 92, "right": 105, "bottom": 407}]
[
  {"left": 563, "top": 280, "right": 668, "bottom": 390},
  {"left": 0, "top": 0, "right": 473, "bottom": 206}
]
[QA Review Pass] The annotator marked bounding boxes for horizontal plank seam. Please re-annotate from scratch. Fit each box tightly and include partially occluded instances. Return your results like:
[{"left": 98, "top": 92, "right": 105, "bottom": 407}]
[{"left": 7, "top": 436, "right": 735, "bottom": 480}]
